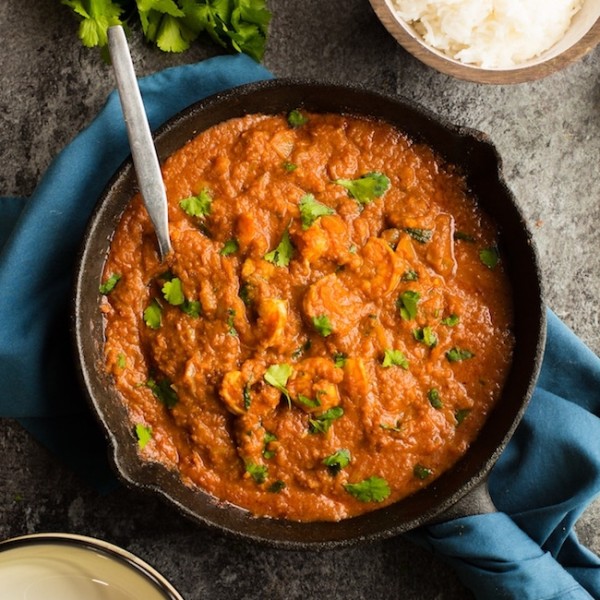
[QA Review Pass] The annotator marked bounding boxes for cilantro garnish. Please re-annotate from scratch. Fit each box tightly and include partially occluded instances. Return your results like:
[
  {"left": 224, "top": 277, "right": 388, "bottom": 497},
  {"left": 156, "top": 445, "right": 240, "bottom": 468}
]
[
  {"left": 62, "top": 0, "right": 272, "bottom": 61},
  {"left": 239, "top": 282, "right": 254, "bottom": 306},
  {"left": 428, "top": 388, "right": 443, "bottom": 409},
  {"left": 287, "top": 109, "right": 308, "bottom": 127},
  {"left": 99, "top": 273, "right": 121, "bottom": 294},
  {"left": 479, "top": 246, "right": 499, "bottom": 269},
  {"left": 382, "top": 349, "right": 409, "bottom": 369},
  {"left": 441, "top": 313, "right": 460, "bottom": 327},
  {"left": 344, "top": 476, "right": 390, "bottom": 503},
  {"left": 455, "top": 408, "right": 471, "bottom": 426},
  {"left": 413, "top": 326, "right": 438, "bottom": 348},
  {"left": 116, "top": 353, "right": 127, "bottom": 369},
  {"left": 162, "top": 277, "right": 185, "bottom": 306},
  {"left": 332, "top": 351, "right": 348, "bottom": 368},
  {"left": 220, "top": 238, "right": 239, "bottom": 256},
  {"left": 179, "top": 189, "right": 212, "bottom": 217},
  {"left": 413, "top": 464, "right": 433, "bottom": 480},
  {"left": 297, "top": 394, "right": 321, "bottom": 409},
  {"left": 401, "top": 269, "right": 418, "bottom": 282},
  {"left": 404, "top": 228, "right": 432, "bottom": 244},
  {"left": 264, "top": 363, "right": 292, "bottom": 404},
  {"left": 264, "top": 228, "right": 294, "bottom": 267},
  {"left": 308, "top": 406, "right": 344, "bottom": 434},
  {"left": 454, "top": 231, "right": 475, "bottom": 242},
  {"left": 146, "top": 377, "right": 178, "bottom": 408},
  {"left": 446, "top": 347, "right": 475, "bottom": 362},
  {"left": 334, "top": 172, "right": 390, "bottom": 205},
  {"left": 380, "top": 421, "right": 402, "bottom": 432},
  {"left": 181, "top": 299, "right": 201, "bottom": 317},
  {"left": 143, "top": 299, "right": 162, "bottom": 329},
  {"left": 322, "top": 449, "right": 351, "bottom": 475},
  {"left": 267, "top": 480, "right": 286, "bottom": 493},
  {"left": 263, "top": 431, "right": 277, "bottom": 459},
  {"left": 298, "top": 193, "right": 335, "bottom": 230},
  {"left": 226, "top": 308, "right": 238, "bottom": 336},
  {"left": 283, "top": 161, "right": 297, "bottom": 172},
  {"left": 245, "top": 462, "right": 268, "bottom": 484},
  {"left": 291, "top": 339, "right": 312, "bottom": 360},
  {"left": 396, "top": 290, "right": 420, "bottom": 320},
  {"left": 134, "top": 423, "right": 152, "bottom": 450},
  {"left": 312, "top": 314, "right": 333, "bottom": 337}
]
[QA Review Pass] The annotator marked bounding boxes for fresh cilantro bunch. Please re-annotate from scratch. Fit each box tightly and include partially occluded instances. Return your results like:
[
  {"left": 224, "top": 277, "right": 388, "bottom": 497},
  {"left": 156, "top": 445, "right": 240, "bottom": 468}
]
[{"left": 61, "top": 0, "right": 272, "bottom": 61}]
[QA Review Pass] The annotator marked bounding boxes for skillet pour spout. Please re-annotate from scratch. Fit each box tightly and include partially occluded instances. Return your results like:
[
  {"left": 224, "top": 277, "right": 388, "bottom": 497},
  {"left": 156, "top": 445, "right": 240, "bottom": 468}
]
[{"left": 72, "top": 79, "right": 546, "bottom": 548}]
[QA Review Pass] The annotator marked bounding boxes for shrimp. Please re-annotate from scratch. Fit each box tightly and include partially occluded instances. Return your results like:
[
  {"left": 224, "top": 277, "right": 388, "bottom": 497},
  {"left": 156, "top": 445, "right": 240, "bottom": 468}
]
[{"left": 287, "top": 357, "right": 344, "bottom": 414}]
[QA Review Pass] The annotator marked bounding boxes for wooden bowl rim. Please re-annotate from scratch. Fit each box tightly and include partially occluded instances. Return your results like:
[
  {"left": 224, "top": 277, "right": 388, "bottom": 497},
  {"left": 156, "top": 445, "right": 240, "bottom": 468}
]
[{"left": 369, "top": 0, "right": 600, "bottom": 84}]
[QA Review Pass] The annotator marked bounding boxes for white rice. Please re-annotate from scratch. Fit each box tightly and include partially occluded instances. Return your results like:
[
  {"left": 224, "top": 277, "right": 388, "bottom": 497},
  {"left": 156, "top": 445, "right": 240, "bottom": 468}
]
[{"left": 391, "top": 0, "right": 584, "bottom": 68}]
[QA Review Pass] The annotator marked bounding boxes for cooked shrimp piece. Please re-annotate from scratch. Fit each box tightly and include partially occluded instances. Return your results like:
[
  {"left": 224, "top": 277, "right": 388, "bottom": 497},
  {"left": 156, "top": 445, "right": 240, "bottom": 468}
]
[
  {"left": 342, "top": 357, "right": 371, "bottom": 399},
  {"left": 354, "top": 237, "right": 402, "bottom": 298},
  {"left": 287, "top": 357, "right": 344, "bottom": 414},
  {"left": 256, "top": 297, "right": 287, "bottom": 348},
  {"left": 302, "top": 273, "right": 366, "bottom": 337}
]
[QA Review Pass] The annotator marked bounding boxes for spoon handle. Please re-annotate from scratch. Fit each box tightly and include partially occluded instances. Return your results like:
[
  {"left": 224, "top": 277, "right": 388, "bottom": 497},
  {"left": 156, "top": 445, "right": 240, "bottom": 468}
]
[{"left": 107, "top": 25, "right": 172, "bottom": 261}]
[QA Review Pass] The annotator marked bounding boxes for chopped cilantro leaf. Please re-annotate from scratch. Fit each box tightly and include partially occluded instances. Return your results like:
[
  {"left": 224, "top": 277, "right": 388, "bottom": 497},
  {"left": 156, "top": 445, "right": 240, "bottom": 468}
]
[
  {"left": 480, "top": 246, "right": 500, "bottom": 269},
  {"left": 344, "top": 476, "right": 390, "bottom": 503},
  {"left": 312, "top": 314, "right": 333, "bottom": 337},
  {"left": 134, "top": 423, "right": 152, "bottom": 450},
  {"left": 322, "top": 449, "right": 351, "bottom": 475},
  {"left": 382, "top": 349, "right": 409, "bottom": 369},
  {"left": 283, "top": 161, "right": 297, "bottom": 172},
  {"left": 455, "top": 408, "right": 471, "bottom": 425},
  {"left": 245, "top": 462, "right": 268, "bottom": 484},
  {"left": 454, "top": 231, "right": 475, "bottom": 242},
  {"left": 287, "top": 109, "right": 308, "bottom": 127},
  {"left": 179, "top": 189, "right": 212, "bottom": 217},
  {"left": 181, "top": 299, "right": 201, "bottom": 317},
  {"left": 446, "top": 347, "right": 475, "bottom": 362},
  {"left": 334, "top": 172, "right": 390, "bottom": 205},
  {"left": 226, "top": 308, "right": 238, "bottom": 336},
  {"left": 333, "top": 351, "right": 348, "bottom": 368},
  {"left": 99, "top": 273, "right": 121, "bottom": 294},
  {"left": 428, "top": 388, "right": 443, "bottom": 409},
  {"left": 162, "top": 277, "right": 185, "bottom": 306},
  {"left": 404, "top": 227, "right": 432, "bottom": 244},
  {"left": 401, "top": 269, "right": 418, "bottom": 282},
  {"left": 413, "top": 464, "right": 433, "bottom": 480},
  {"left": 380, "top": 421, "right": 402, "bottom": 432},
  {"left": 264, "top": 363, "right": 292, "bottom": 403},
  {"left": 308, "top": 406, "right": 344, "bottom": 434},
  {"left": 264, "top": 228, "right": 294, "bottom": 267},
  {"left": 299, "top": 193, "right": 335, "bottom": 229},
  {"left": 146, "top": 377, "right": 178, "bottom": 408},
  {"left": 396, "top": 290, "right": 420, "bottom": 320},
  {"left": 441, "top": 314, "right": 460, "bottom": 326},
  {"left": 263, "top": 431, "right": 277, "bottom": 459},
  {"left": 239, "top": 282, "right": 254, "bottom": 306},
  {"left": 413, "top": 326, "right": 438, "bottom": 347},
  {"left": 220, "top": 238, "right": 239, "bottom": 256},
  {"left": 268, "top": 480, "right": 286, "bottom": 493},
  {"left": 116, "top": 353, "right": 127, "bottom": 369},
  {"left": 143, "top": 299, "right": 162, "bottom": 329},
  {"left": 297, "top": 394, "right": 321, "bottom": 409}
]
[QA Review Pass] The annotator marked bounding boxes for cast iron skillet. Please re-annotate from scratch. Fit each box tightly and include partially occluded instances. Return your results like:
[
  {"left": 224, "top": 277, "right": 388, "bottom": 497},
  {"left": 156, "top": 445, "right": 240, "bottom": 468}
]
[{"left": 72, "top": 80, "right": 546, "bottom": 548}]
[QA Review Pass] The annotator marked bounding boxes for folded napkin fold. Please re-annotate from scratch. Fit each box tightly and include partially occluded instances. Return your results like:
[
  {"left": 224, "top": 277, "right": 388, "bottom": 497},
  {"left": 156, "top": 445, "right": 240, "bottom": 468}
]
[{"left": 1, "top": 54, "right": 599, "bottom": 599}]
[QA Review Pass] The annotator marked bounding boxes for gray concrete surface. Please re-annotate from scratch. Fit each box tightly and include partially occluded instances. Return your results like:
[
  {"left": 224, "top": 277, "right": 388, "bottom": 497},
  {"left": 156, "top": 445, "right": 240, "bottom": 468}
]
[{"left": 0, "top": 1, "right": 598, "bottom": 599}]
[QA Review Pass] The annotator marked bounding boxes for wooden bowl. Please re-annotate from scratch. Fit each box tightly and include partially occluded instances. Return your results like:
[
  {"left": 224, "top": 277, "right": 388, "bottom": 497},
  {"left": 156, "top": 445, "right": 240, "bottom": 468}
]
[{"left": 369, "top": 0, "right": 600, "bottom": 84}]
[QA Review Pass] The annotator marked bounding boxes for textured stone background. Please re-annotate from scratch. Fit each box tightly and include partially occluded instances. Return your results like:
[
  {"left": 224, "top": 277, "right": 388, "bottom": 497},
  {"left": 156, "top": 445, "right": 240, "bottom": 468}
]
[{"left": 0, "top": 1, "right": 598, "bottom": 599}]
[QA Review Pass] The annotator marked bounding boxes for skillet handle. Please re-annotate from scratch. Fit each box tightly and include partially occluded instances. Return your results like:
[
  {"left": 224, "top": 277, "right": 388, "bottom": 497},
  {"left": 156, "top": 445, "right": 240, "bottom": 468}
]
[{"left": 427, "top": 476, "right": 497, "bottom": 525}]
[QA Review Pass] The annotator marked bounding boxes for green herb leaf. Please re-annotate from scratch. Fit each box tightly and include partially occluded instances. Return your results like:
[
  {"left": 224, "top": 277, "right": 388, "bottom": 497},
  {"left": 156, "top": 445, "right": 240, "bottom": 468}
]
[
  {"left": 344, "top": 476, "right": 391, "bottom": 503},
  {"left": 61, "top": 0, "right": 124, "bottom": 47},
  {"left": 308, "top": 406, "right": 344, "bottom": 434},
  {"left": 332, "top": 351, "right": 348, "bottom": 368},
  {"left": 404, "top": 227, "right": 432, "bottom": 244},
  {"left": 134, "top": 423, "right": 152, "bottom": 450},
  {"left": 263, "top": 431, "right": 277, "bottom": 459},
  {"left": 312, "top": 314, "right": 333, "bottom": 337},
  {"left": 455, "top": 408, "right": 471, "bottom": 426},
  {"left": 245, "top": 462, "right": 268, "bottom": 484},
  {"left": 179, "top": 189, "right": 212, "bottom": 217},
  {"left": 334, "top": 172, "right": 390, "bottom": 205},
  {"left": 454, "top": 231, "right": 476, "bottom": 242},
  {"left": 380, "top": 421, "right": 402, "bottom": 432},
  {"left": 291, "top": 339, "right": 311, "bottom": 360},
  {"left": 181, "top": 299, "right": 201, "bottom": 317},
  {"left": 99, "top": 273, "right": 121, "bottom": 294},
  {"left": 146, "top": 377, "right": 178, "bottom": 408},
  {"left": 226, "top": 308, "right": 238, "bottom": 336},
  {"left": 264, "top": 363, "right": 292, "bottom": 403},
  {"left": 480, "top": 246, "right": 499, "bottom": 269},
  {"left": 287, "top": 109, "right": 308, "bottom": 127},
  {"left": 116, "top": 353, "right": 127, "bottom": 369},
  {"left": 297, "top": 394, "right": 321, "bottom": 409},
  {"left": 446, "top": 347, "right": 475, "bottom": 362},
  {"left": 396, "top": 290, "right": 420, "bottom": 320},
  {"left": 413, "top": 326, "right": 438, "bottom": 347},
  {"left": 264, "top": 228, "right": 294, "bottom": 267},
  {"left": 401, "top": 269, "right": 418, "bottom": 282},
  {"left": 298, "top": 193, "right": 335, "bottom": 229},
  {"left": 322, "top": 449, "right": 351, "bottom": 475},
  {"left": 428, "top": 388, "right": 443, "bottom": 409},
  {"left": 220, "top": 238, "right": 240, "bottom": 256},
  {"left": 143, "top": 299, "right": 162, "bottom": 329},
  {"left": 441, "top": 313, "right": 460, "bottom": 327},
  {"left": 283, "top": 161, "right": 297, "bottom": 172},
  {"left": 162, "top": 277, "right": 185, "bottom": 306},
  {"left": 413, "top": 464, "right": 433, "bottom": 480},
  {"left": 382, "top": 349, "right": 409, "bottom": 369},
  {"left": 267, "top": 480, "right": 286, "bottom": 493},
  {"left": 239, "top": 282, "right": 254, "bottom": 306}
]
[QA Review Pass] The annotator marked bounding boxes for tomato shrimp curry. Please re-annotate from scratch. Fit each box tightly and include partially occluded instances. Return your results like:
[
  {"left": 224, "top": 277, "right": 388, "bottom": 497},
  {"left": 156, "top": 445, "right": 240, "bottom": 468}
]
[{"left": 100, "top": 110, "right": 514, "bottom": 521}]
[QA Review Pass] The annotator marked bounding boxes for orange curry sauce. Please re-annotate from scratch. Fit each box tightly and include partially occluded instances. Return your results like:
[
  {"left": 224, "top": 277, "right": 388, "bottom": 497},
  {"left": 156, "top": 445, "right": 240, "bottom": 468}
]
[{"left": 101, "top": 112, "right": 514, "bottom": 521}]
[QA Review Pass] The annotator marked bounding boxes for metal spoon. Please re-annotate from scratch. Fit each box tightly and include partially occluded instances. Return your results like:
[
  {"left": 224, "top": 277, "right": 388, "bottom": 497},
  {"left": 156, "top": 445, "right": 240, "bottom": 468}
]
[{"left": 107, "top": 25, "right": 172, "bottom": 261}]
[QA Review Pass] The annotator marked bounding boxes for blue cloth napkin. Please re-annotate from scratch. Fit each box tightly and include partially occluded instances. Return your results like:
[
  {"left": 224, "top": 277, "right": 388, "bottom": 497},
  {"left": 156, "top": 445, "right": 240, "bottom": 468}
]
[{"left": 1, "top": 53, "right": 599, "bottom": 599}]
